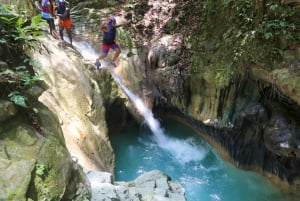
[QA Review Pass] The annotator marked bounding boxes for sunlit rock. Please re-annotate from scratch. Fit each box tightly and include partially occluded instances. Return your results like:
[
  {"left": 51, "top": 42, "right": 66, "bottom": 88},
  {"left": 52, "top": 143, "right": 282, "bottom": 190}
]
[
  {"left": 32, "top": 35, "right": 115, "bottom": 172},
  {"left": 89, "top": 170, "right": 186, "bottom": 201}
]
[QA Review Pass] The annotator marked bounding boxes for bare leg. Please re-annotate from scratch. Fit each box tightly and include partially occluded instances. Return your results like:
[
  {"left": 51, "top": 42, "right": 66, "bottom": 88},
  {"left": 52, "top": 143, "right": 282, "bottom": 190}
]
[
  {"left": 48, "top": 18, "right": 61, "bottom": 40},
  {"left": 112, "top": 48, "right": 121, "bottom": 62},
  {"left": 66, "top": 28, "right": 72, "bottom": 45},
  {"left": 59, "top": 26, "right": 64, "bottom": 41},
  {"left": 95, "top": 52, "right": 108, "bottom": 69},
  {"left": 98, "top": 53, "right": 108, "bottom": 60},
  {"left": 52, "top": 30, "right": 61, "bottom": 40}
]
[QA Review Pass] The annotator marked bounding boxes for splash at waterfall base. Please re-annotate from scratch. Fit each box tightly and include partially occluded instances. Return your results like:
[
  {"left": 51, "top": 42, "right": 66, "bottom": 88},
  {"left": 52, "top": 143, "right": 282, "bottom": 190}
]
[{"left": 153, "top": 107, "right": 300, "bottom": 197}]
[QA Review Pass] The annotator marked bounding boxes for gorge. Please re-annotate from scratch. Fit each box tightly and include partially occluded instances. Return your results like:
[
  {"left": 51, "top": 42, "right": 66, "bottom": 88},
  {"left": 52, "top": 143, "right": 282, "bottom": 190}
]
[{"left": 0, "top": 0, "right": 300, "bottom": 200}]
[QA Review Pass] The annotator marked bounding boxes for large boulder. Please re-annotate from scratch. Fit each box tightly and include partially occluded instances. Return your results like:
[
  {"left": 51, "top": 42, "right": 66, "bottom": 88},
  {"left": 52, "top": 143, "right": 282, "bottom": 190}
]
[{"left": 0, "top": 102, "right": 90, "bottom": 201}]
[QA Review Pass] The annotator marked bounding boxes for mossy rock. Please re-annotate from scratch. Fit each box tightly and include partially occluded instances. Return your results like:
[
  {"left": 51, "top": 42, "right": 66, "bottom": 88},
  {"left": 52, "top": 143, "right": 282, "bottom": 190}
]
[{"left": 0, "top": 103, "right": 90, "bottom": 200}]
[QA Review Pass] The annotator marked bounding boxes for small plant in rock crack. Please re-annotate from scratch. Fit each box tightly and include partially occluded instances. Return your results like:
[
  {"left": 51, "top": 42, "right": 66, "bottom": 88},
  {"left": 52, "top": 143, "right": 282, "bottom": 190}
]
[{"left": 35, "top": 163, "right": 47, "bottom": 177}]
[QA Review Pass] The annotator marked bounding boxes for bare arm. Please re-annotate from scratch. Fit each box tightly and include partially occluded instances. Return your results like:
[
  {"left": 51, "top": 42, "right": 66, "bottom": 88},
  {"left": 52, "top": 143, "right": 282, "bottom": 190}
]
[
  {"left": 58, "top": 7, "right": 70, "bottom": 18},
  {"left": 48, "top": 2, "right": 54, "bottom": 16},
  {"left": 99, "top": 23, "right": 109, "bottom": 32}
]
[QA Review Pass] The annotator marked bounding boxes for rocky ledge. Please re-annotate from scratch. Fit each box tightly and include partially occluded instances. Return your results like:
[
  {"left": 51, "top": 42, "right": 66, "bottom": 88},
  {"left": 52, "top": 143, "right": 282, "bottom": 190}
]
[{"left": 87, "top": 170, "right": 186, "bottom": 201}]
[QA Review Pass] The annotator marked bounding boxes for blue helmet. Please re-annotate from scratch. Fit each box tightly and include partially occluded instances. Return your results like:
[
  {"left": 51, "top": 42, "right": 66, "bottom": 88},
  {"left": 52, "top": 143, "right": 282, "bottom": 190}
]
[{"left": 109, "top": 17, "right": 116, "bottom": 24}]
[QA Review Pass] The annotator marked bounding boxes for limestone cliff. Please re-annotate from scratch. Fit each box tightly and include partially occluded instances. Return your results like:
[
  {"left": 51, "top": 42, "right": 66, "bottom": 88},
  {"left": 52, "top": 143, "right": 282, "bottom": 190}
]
[
  {"left": 3, "top": 0, "right": 300, "bottom": 197},
  {"left": 32, "top": 35, "right": 118, "bottom": 172}
]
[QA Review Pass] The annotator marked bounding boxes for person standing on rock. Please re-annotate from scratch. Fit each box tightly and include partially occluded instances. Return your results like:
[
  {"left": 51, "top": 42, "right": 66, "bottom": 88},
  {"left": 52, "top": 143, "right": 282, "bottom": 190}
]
[
  {"left": 37, "top": 0, "right": 61, "bottom": 40},
  {"left": 56, "top": 0, "right": 73, "bottom": 46},
  {"left": 95, "top": 17, "right": 121, "bottom": 69}
]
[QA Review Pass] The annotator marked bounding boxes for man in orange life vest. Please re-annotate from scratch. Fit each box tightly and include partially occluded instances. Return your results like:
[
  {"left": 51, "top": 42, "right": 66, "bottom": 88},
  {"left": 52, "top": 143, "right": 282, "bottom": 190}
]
[{"left": 56, "top": 0, "right": 72, "bottom": 46}]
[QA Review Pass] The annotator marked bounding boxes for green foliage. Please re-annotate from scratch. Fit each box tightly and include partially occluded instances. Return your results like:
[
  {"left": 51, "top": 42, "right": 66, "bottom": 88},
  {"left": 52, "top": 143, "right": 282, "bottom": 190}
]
[
  {"left": 118, "top": 28, "right": 136, "bottom": 56},
  {"left": 258, "top": 18, "right": 297, "bottom": 41},
  {"left": 8, "top": 91, "right": 27, "bottom": 107},
  {"left": 214, "top": 61, "right": 235, "bottom": 85},
  {"left": 187, "top": 0, "right": 299, "bottom": 82},
  {"left": 35, "top": 163, "right": 47, "bottom": 177},
  {"left": 0, "top": 4, "right": 44, "bottom": 109},
  {"left": 124, "top": 2, "right": 139, "bottom": 9},
  {"left": 0, "top": 6, "right": 43, "bottom": 52},
  {"left": 77, "top": 194, "right": 90, "bottom": 201},
  {"left": 221, "top": 0, "right": 299, "bottom": 47},
  {"left": 0, "top": 60, "right": 44, "bottom": 108}
]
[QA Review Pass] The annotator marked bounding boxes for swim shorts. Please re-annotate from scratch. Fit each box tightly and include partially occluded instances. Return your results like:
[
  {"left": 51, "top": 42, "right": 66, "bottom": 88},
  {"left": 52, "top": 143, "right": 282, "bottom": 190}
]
[
  {"left": 58, "top": 18, "right": 72, "bottom": 29},
  {"left": 102, "top": 42, "right": 119, "bottom": 54}
]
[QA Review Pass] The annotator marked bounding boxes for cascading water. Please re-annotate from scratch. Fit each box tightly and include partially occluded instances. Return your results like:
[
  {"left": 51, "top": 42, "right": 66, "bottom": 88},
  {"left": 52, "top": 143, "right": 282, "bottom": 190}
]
[
  {"left": 111, "top": 71, "right": 207, "bottom": 163},
  {"left": 73, "top": 40, "right": 206, "bottom": 163},
  {"left": 74, "top": 40, "right": 298, "bottom": 201}
]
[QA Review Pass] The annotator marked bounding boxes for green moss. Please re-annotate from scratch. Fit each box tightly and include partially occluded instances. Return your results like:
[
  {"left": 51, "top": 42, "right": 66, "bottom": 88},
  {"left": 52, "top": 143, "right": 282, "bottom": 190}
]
[
  {"left": 272, "top": 69, "right": 300, "bottom": 90},
  {"left": 29, "top": 139, "right": 71, "bottom": 200},
  {"left": 190, "top": 57, "right": 235, "bottom": 87}
]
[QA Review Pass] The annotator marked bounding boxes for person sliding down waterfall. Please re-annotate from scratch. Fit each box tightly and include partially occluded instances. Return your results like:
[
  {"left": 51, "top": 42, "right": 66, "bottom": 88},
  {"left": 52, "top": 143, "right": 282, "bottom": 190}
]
[{"left": 95, "top": 17, "right": 121, "bottom": 69}]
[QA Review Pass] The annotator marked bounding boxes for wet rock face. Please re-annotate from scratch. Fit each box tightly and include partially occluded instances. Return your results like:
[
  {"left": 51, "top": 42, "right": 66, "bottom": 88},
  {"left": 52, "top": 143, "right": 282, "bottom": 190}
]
[
  {"left": 137, "top": 9, "right": 300, "bottom": 190},
  {"left": 143, "top": 34, "right": 188, "bottom": 110},
  {"left": 264, "top": 112, "right": 300, "bottom": 158},
  {"left": 223, "top": 99, "right": 300, "bottom": 188}
]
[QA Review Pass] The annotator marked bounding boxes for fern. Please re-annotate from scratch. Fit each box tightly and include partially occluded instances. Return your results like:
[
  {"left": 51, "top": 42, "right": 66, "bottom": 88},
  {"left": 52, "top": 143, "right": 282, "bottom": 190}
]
[{"left": 8, "top": 91, "right": 27, "bottom": 107}]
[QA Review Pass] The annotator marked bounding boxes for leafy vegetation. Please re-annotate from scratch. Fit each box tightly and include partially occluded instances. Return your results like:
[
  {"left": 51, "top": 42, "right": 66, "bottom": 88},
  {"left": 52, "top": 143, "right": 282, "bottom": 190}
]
[
  {"left": 185, "top": 0, "right": 300, "bottom": 80},
  {"left": 35, "top": 163, "right": 47, "bottom": 177},
  {"left": 0, "top": 4, "right": 43, "bottom": 108},
  {"left": 118, "top": 28, "right": 136, "bottom": 56}
]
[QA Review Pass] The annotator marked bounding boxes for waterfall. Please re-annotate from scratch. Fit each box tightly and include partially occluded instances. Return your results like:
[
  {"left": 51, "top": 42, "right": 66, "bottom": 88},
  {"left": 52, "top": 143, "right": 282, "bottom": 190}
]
[
  {"left": 74, "top": 40, "right": 206, "bottom": 164},
  {"left": 113, "top": 72, "right": 206, "bottom": 163}
]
